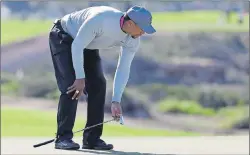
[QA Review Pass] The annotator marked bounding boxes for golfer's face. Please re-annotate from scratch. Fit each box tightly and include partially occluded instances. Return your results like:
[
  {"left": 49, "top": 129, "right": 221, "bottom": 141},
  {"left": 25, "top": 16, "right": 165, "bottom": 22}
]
[{"left": 131, "top": 22, "right": 145, "bottom": 38}]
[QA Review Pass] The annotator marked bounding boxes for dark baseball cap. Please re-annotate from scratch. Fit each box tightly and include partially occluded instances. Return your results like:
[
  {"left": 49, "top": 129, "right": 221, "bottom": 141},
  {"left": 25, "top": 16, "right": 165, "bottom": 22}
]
[{"left": 126, "top": 6, "right": 156, "bottom": 34}]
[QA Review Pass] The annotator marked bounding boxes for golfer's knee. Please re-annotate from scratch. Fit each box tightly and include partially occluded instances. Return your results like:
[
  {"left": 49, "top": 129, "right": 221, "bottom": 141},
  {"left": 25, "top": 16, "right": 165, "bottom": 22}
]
[{"left": 58, "top": 80, "right": 75, "bottom": 94}]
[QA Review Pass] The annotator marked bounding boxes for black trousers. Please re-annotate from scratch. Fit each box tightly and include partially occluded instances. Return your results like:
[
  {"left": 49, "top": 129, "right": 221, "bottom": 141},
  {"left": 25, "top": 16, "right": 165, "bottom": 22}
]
[{"left": 49, "top": 19, "right": 106, "bottom": 144}]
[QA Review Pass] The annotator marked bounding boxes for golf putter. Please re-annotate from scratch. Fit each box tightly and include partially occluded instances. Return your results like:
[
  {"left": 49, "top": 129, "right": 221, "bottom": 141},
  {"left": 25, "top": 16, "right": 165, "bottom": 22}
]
[{"left": 33, "top": 118, "right": 115, "bottom": 148}]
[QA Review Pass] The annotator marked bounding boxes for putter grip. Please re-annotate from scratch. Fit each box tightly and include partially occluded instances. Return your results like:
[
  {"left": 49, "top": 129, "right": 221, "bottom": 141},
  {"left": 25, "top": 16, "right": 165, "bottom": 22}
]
[{"left": 33, "top": 139, "right": 55, "bottom": 148}]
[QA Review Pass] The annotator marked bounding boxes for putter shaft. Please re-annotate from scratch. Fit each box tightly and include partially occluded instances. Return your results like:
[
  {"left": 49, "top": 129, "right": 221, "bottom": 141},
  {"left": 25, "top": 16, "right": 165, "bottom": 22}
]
[
  {"left": 33, "top": 118, "right": 115, "bottom": 148},
  {"left": 73, "top": 118, "right": 115, "bottom": 134}
]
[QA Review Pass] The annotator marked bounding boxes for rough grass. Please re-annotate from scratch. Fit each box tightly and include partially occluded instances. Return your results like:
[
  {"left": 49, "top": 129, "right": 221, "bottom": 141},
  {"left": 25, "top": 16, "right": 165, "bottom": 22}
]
[
  {"left": 1, "top": 11, "right": 248, "bottom": 45},
  {"left": 1, "top": 107, "right": 198, "bottom": 137}
]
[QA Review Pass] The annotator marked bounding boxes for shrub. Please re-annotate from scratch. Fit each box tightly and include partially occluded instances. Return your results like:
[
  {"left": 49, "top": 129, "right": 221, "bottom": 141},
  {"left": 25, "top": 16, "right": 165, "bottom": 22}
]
[
  {"left": 217, "top": 105, "right": 249, "bottom": 129},
  {"left": 158, "top": 98, "right": 216, "bottom": 116},
  {"left": 138, "top": 84, "right": 248, "bottom": 109},
  {"left": 18, "top": 76, "right": 57, "bottom": 97},
  {"left": 1, "top": 80, "right": 20, "bottom": 95},
  {"left": 1, "top": 72, "right": 20, "bottom": 95},
  {"left": 45, "top": 89, "right": 60, "bottom": 100}
]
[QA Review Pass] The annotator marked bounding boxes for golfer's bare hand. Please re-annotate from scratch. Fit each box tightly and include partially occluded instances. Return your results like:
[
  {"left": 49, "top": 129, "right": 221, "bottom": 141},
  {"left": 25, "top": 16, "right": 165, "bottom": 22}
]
[
  {"left": 67, "top": 78, "right": 85, "bottom": 100},
  {"left": 111, "top": 101, "right": 122, "bottom": 121}
]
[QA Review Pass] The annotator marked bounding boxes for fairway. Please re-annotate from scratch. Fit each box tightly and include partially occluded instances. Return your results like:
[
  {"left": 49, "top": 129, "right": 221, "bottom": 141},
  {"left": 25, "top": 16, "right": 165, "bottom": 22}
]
[
  {"left": 1, "top": 11, "right": 248, "bottom": 45},
  {"left": 1, "top": 107, "right": 198, "bottom": 137},
  {"left": 153, "top": 11, "right": 249, "bottom": 32},
  {"left": 1, "top": 19, "right": 52, "bottom": 44},
  {"left": 153, "top": 11, "right": 249, "bottom": 23}
]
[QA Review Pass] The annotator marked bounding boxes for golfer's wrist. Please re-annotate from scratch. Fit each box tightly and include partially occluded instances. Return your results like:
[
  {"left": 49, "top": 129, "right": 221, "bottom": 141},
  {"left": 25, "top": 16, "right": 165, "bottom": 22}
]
[
  {"left": 111, "top": 101, "right": 120, "bottom": 104},
  {"left": 111, "top": 95, "right": 121, "bottom": 103},
  {"left": 76, "top": 75, "right": 85, "bottom": 79},
  {"left": 75, "top": 69, "right": 85, "bottom": 79}
]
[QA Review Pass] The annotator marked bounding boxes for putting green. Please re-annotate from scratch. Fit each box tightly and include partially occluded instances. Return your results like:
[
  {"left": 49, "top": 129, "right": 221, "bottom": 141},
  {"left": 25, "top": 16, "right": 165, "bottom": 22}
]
[{"left": 1, "top": 107, "right": 199, "bottom": 137}]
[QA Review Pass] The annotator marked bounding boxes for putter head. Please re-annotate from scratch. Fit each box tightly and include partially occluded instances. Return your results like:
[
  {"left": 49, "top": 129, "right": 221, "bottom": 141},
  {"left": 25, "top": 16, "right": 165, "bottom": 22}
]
[{"left": 119, "top": 115, "right": 124, "bottom": 125}]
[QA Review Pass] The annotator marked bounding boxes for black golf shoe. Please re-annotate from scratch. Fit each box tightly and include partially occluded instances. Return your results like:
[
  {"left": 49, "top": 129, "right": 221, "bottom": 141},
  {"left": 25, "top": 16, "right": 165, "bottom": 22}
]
[
  {"left": 82, "top": 139, "right": 113, "bottom": 150},
  {"left": 55, "top": 139, "right": 80, "bottom": 150}
]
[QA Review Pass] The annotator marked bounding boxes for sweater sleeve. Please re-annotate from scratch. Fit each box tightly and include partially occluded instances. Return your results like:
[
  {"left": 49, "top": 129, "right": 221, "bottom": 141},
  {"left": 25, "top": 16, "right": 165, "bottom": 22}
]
[
  {"left": 112, "top": 38, "right": 140, "bottom": 103},
  {"left": 71, "top": 17, "right": 102, "bottom": 79}
]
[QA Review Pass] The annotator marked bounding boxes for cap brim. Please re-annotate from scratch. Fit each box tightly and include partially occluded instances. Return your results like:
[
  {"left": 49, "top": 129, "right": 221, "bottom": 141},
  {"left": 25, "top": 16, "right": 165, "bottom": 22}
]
[{"left": 141, "top": 25, "right": 156, "bottom": 34}]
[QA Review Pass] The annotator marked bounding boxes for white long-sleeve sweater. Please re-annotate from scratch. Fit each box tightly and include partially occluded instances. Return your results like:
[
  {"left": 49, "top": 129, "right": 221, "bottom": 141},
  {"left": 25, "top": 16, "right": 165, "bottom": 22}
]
[{"left": 60, "top": 6, "right": 140, "bottom": 103}]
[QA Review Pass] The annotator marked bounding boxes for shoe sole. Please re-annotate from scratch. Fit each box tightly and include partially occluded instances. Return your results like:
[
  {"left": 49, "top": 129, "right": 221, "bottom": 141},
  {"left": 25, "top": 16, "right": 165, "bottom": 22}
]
[
  {"left": 55, "top": 146, "right": 80, "bottom": 150},
  {"left": 82, "top": 145, "right": 113, "bottom": 150}
]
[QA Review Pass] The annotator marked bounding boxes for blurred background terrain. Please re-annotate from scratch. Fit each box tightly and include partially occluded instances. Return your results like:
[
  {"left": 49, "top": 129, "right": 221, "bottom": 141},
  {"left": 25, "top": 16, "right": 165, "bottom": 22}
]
[{"left": 1, "top": 0, "right": 249, "bottom": 137}]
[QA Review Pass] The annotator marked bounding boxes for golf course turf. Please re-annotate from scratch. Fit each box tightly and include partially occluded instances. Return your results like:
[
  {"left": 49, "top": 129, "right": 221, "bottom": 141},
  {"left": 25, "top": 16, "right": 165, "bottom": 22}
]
[
  {"left": 2, "top": 11, "right": 248, "bottom": 44},
  {"left": 1, "top": 107, "right": 199, "bottom": 137}
]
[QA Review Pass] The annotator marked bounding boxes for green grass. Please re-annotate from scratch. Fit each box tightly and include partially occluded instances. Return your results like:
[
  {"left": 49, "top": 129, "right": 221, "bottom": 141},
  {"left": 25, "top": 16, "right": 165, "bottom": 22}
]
[
  {"left": 153, "top": 11, "right": 248, "bottom": 23},
  {"left": 1, "top": 81, "right": 20, "bottom": 95},
  {"left": 158, "top": 99, "right": 216, "bottom": 116},
  {"left": 1, "top": 107, "right": 198, "bottom": 137},
  {"left": 1, "top": 19, "right": 52, "bottom": 44},
  {"left": 1, "top": 11, "right": 248, "bottom": 45},
  {"left": 152, "top": 11, "right": 249, "bottom": 32},
  {"left": 217, "top": 105, "right": 249, "bottom": 129}
]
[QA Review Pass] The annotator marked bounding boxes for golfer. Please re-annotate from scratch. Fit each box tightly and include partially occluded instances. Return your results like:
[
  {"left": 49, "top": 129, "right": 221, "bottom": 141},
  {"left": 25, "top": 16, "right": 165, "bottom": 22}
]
[{"left": 49, "top": 5, "right": 156, "bottom": 150}]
